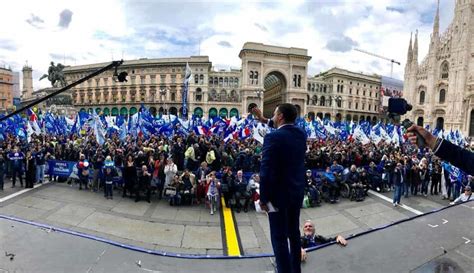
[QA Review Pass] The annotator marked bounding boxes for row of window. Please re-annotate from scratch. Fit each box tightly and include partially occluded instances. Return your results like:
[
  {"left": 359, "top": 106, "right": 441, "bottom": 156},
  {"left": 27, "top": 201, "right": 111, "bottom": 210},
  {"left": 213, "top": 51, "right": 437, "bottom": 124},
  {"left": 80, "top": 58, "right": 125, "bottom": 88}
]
[
  {"left": 249, "top": 71, "right": 259, "bottom": 85},
  {"left": 307, "top": 83, "right": 328, "bottom": 93},
  {"left": 208, "top": 89, "right": 239, "bottom": 102},
  {"left": 419, "top": 89, "right": 446, "bottom": 104},
  {"left": 194, "top": 74, "right": 205, "bottom": 85},
  {"left": 307, "top": 112, "right": 378, "bottom": 123},
  {"left": 306, "top": 95, "right": 342, "bottom": 107},
  {"left": 208, "top": 76, "right": 239, "bottom": 88},
  {"left": 349, "top": 88, "right": 378, "bottom": 98},
  {"left": 293, "top": 74, "right": 302, "bottom": 87},
  {"left": 347, "top": 101, "right": 377, "bottom": 112}
]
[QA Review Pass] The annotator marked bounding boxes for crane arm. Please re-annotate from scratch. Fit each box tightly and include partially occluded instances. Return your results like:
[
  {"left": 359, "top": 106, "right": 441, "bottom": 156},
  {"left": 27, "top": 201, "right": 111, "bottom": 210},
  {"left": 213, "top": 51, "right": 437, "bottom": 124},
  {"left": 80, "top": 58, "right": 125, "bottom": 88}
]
[{"left": 354, "top": 48, "right": 400, "bottom": 65}]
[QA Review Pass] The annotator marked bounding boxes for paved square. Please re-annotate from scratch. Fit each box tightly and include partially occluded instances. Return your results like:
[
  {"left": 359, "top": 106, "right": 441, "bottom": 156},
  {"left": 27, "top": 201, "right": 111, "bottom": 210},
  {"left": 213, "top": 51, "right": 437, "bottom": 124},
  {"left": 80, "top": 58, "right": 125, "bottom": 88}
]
[
  {"left": 111, "top": 200, "right": 150, "bottom": 216},
  {"left": 78, "top": 211, "right": 185, "bottom": 247},
  {"left": 181, "top": 225, "right": 222, "bottom": 249},
  {"left": 46, "top": 203, "right": 96, "bottom": 226}
]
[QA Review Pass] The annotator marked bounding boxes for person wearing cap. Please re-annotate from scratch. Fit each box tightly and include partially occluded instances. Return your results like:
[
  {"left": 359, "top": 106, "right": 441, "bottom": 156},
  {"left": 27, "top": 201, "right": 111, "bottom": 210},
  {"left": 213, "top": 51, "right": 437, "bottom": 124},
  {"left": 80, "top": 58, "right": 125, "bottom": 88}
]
[
  {"left": 300, "top": 220, "right": 347, "bottom": 262},
  {"left": 450, "top": 186, "right": 473, "bottom": 205},
  {"left": 103, "top": 163, "right": 117, "bottom": 200}
]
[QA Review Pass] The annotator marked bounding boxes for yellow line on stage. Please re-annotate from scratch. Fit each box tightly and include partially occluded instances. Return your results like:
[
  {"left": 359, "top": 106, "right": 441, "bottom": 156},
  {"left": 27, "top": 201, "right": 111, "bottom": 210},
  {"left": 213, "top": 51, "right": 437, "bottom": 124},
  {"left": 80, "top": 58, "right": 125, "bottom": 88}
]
[{"left": 221, "top": 196, "right": 241, "bottom": 256}]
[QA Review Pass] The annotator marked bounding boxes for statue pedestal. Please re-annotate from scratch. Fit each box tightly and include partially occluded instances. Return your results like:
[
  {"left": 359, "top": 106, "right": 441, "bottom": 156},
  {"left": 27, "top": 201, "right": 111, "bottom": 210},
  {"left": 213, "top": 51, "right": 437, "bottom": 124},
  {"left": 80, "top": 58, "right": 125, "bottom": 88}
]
[{"left": 20, "top": 87, "right": 77, "bottom": 117}]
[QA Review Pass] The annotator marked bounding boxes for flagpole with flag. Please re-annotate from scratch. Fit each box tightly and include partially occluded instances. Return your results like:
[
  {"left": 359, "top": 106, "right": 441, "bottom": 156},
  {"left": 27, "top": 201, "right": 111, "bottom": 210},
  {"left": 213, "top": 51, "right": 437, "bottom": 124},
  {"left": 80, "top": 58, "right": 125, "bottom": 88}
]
[{"left": 182, "top": 62, "right": 192, "bottom": 119}]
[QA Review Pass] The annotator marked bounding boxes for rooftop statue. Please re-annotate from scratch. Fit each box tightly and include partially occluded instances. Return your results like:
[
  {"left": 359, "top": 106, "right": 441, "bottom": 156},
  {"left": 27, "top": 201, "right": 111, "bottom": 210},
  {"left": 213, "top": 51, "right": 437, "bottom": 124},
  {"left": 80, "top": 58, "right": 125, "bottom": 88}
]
[{"left": 39, "top": 61, "right": 67, "bottom": 88}]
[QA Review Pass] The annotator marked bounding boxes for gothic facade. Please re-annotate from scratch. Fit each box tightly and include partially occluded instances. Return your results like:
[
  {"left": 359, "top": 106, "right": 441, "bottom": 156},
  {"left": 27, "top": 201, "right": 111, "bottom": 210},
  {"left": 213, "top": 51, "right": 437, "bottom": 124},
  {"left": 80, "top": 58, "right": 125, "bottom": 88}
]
[{"left": 404, "top": 0, "right": 474, "bottom": 137}]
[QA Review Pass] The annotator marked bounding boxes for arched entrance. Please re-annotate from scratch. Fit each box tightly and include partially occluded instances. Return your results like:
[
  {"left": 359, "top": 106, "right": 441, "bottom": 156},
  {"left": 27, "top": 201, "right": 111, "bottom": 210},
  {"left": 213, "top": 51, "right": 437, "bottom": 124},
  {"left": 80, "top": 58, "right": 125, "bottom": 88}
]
[
  {"left": 436, "top": 117, "right": 444, "bottom": 130},
  {"left": 230, "top": 108, "right": 239, "bottom": 118},
  {"left": 417, "top": 117, "right": 424, "bottom": 126},
  {"left": 307, "top": 112, "right": 315, "bottom": 121},
  {"left": 169, "top": 107, "right": 178, "bottom": 116},
  {"left": 263, "top": 71, "right": 286, "bottom": 117},
  {"left": 129, "top": 107, "right": 138, "bottom": 115},
  {"left": 119, "top": 107, "right": 127, "bottom": 116},
  {"left": 103, "top": 108, "right": 110, "bottom": 116},
  {"left": 470, "top": 109, "right": 474, "bottom": 136},
  {"left": 111, "top": 107, "right": 118, "bottom": 116},
  {"left": 194, "top": 107, "right": 203, "bottom": 118},
  {"left": 219, "top": 108, "right": 228, "bottom": 118},
  {"left": 149, "top": 107, "right": 157, "bottom": 117},
  {"left": 336, "top": 113, "right": 342, "bottom": 122},
  {"left": 209, "top": 108, "right": 218, "bottom": 118}
]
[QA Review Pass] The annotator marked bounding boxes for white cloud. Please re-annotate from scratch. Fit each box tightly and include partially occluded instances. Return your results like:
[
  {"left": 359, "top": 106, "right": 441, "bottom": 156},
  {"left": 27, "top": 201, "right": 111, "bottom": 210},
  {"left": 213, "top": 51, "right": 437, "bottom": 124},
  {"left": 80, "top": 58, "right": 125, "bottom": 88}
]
[{"left": 0, "top": 0, "right": 455, "bottom": 91}]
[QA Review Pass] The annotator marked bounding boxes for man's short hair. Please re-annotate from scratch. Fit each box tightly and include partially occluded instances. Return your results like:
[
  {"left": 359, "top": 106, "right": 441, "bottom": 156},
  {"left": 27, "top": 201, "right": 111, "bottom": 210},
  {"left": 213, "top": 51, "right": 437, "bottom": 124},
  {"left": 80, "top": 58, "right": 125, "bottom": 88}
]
[{"left": 277, "top": 103, "right": 298, "bottom": 123}]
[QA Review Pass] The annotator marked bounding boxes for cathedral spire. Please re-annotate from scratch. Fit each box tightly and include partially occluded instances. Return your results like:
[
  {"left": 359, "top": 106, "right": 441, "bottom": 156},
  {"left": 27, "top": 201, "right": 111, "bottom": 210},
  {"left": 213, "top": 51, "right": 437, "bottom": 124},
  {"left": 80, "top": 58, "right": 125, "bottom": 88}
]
[
  {"left": 407, "top": 32, "right": 413, "bottom": 64},
  {"left": 413, "top": 30, "right": 418, "bottom": 65},
  {"left": 433, "top": 0, "right": 440, "bottom": 37}
]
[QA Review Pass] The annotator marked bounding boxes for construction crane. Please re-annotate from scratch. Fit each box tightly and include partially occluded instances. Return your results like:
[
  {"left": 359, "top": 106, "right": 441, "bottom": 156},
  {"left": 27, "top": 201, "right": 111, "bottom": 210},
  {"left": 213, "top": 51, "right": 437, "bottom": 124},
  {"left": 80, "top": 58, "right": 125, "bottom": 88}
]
[{"left": 354, "top": 48, "right": 401, "bottom": 78}]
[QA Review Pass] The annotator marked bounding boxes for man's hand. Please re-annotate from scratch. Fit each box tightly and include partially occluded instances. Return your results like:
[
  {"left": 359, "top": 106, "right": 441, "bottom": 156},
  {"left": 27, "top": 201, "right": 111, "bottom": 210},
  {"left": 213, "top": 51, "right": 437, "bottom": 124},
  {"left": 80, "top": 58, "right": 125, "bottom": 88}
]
[
  {"left": 406, "top": 125, "right": 437, "bottom": 150},
  {"left": 301, "top": 248, "right": 307, "bottom": 262},
  {"left": 336, "top": 235, "right": 347, "bottom": 246},
  {"left": 259, "top": 200, "right": 269, "bottom": 212},
  {"left": 251, "top": 107, "right": 267, "bottom": 123}
]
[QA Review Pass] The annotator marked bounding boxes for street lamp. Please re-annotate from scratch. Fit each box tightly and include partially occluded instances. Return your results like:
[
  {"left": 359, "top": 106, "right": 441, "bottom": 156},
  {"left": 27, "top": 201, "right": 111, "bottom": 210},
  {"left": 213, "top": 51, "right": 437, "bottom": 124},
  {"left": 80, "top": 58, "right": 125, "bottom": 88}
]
[
  {"left": 159, "top": 87, "right": 168, "bottom": 116},
  {"left": 255, "top": 89, "right": 264, "bottom": 113},
  {"left": 333, "top": 96, "right": 343, "bottom": 122}
]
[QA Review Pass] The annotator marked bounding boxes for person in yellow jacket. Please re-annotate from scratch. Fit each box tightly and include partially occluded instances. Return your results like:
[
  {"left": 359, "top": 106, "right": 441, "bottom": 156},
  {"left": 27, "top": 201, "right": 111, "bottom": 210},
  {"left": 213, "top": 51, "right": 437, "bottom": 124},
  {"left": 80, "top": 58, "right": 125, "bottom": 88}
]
[{"left": 184, "top": 144, "right": 199, "bottom": 171}]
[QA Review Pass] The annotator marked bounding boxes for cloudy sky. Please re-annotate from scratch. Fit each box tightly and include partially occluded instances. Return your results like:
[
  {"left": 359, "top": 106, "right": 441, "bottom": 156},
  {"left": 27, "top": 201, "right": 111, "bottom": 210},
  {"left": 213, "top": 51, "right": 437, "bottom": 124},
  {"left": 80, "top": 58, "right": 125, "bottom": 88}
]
[{"left": 0, "top": 0, "right": 455, "bottom": 90}]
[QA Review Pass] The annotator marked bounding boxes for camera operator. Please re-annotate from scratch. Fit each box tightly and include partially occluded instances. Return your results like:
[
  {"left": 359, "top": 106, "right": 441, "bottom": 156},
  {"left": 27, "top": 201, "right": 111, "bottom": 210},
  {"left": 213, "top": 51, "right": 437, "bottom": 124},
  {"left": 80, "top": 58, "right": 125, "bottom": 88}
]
[{"left": 407, "top": 125, "right": 474, "bottom": 176}]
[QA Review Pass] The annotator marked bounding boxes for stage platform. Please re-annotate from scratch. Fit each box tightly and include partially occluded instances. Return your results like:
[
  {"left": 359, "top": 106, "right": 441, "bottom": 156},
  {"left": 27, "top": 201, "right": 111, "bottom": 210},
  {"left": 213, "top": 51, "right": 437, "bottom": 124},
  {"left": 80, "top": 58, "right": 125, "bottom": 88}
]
[{"left": 0, "top": 200, "right": 472, "bottom": 272}]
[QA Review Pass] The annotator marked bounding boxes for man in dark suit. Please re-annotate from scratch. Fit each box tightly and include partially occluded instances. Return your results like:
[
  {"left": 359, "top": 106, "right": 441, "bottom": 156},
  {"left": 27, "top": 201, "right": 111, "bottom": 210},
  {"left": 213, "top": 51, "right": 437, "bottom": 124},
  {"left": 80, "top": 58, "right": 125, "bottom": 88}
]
[
  {"left": 254, "top": 104, "right": 306, "bottom": 273},
  {"left": 407, "top": 125, "right": 474, "bottom": 175}
]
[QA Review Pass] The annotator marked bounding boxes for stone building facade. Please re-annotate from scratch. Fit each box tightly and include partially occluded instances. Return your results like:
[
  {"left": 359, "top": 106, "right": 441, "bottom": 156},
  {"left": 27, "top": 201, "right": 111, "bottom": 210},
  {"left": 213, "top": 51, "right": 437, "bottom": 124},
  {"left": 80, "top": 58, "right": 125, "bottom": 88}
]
[
  {"left": 404, "top": 0, "right": 474, "bottom": 136},
  {"left": 309, "top": 67, "right": 382, "bottom": 123},
  {"left": 0, "top": 67, "right": 14, "bottom": 112},
  {"left": 21, "top": 42, "right": 385, "bottom": 121}
]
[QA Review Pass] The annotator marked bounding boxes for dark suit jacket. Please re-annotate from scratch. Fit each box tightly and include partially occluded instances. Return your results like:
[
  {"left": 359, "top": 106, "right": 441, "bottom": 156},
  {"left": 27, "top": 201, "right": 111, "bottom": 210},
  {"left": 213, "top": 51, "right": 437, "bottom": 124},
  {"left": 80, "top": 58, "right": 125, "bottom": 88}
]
[
  {"left": 391, "top": 168, "right": 403, "bottom": 186},
  {"left": 260, "top": 124, "right": 307, "bottom": 209},
  {"left": 435, "top": 140, "right": 474, "bottom": 176}
]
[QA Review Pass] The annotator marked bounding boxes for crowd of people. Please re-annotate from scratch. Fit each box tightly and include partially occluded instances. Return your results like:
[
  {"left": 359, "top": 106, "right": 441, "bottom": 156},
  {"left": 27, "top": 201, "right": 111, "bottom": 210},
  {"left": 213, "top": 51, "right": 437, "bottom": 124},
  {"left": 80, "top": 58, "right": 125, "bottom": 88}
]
[{"left": 0, "top": 124, "right": 472, "bottom": 212}]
